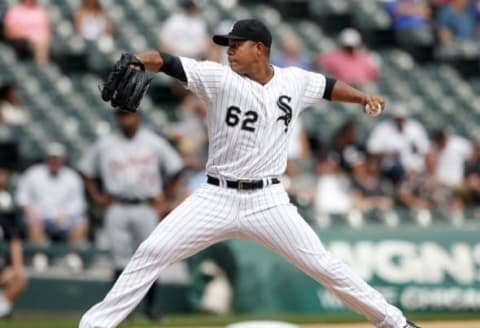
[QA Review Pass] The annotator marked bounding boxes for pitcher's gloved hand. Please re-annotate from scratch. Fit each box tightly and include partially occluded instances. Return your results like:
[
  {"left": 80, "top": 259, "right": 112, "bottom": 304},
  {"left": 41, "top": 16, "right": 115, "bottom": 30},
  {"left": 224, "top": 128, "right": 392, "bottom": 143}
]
[{"left": 101, "top": 53, "right": 152, "bottom": 112}]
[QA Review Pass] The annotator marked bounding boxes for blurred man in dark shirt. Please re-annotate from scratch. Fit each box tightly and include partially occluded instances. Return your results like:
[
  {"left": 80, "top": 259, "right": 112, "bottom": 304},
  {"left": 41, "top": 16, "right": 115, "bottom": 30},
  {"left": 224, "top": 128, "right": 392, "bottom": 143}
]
[{"left": 0, "top": 167, "right": 27, "bottom": 318}]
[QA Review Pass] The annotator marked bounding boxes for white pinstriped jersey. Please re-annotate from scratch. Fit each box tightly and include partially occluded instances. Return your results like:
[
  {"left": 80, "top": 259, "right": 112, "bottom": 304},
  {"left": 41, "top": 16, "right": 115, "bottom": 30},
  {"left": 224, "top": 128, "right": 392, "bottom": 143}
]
[
  {"left": 79, "top": 58, "right": 408, "bottom": 328},
  {"left": 180, "top": 57, "right": 327, "bottom": 180}
]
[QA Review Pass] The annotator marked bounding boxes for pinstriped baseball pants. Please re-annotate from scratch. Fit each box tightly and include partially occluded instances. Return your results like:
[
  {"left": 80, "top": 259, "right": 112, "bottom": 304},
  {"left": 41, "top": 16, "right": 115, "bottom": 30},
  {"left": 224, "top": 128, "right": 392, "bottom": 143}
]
[{"left": 79, "top": 183, "right": 406, "bottom": 328}]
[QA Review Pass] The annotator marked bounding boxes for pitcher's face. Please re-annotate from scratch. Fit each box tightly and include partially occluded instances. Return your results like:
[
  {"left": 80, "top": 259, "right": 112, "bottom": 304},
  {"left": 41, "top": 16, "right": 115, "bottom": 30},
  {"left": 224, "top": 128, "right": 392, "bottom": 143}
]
[{"left": 227, "top": 40, "right": 263, "bottom": 75}]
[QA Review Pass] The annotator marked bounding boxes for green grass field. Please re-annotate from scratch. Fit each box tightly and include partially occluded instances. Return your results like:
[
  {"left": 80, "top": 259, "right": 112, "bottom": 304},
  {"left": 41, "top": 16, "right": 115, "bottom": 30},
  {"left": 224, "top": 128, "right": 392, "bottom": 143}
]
[
  {"left": 4, "top": 313, "right": 480, "bottom": 328},
  {"left": 0, "top": 314, "right": 359, "bottom": 328}
]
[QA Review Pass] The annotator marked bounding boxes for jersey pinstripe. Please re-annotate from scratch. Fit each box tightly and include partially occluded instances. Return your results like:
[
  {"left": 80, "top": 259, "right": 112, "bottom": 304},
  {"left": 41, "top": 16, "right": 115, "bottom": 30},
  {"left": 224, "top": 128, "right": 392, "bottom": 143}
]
[{"left": 180, "top": 57, "right": 326, "bottom": 180}]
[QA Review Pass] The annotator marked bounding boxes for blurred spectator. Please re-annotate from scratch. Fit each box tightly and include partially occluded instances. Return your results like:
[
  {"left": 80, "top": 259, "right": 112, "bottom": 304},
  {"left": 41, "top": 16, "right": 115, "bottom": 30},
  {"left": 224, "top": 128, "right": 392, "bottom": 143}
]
[
  {"left": 0, "top": 85, "right": 21, "bottom": 168},
  {"left": 431, "top": 0, "right": 452, "bottom": 5},
  {"left": 430, "top": 0, "right": 453, "bottom": 15},
  {"left": 16, "top": 142, "right": 88, "bottom": 271},
  {"left": 397, "top": 153, "right": 463, "bottom": 226},
  {"left": 176, "top": 137, "right": 206, "bottom": 196},
  {"left": 0, "top": 83, "right": 28, "bottom": 126},
  {"left": 283, "top": 159, "right": 316, "bottom": 221},
  {"left": 367, "top": 103, "right": 430, "bottom": 184},
  {"left": 328, "top": 120, "right": 364, "bottom": 173},
  {"left": 429, "top": 129, "right": 472, "bottom": 188},
  {"left": 437, "top": 0, "right": 478, "bottom": 43},
  {"left": 78, "top": 110, "right": 183, "bottom": 320},
  {"left": 74, "top": 0, "right": 114, "bottom": 41},
  {"left": 313, "top": 152, "right": 352, "bottom": 226},
  {"left": 271, "top": 34, "right": 312, "bottom": 70},
  {"left": 316, "top": 28, "right": 380, "bottom": 84},
  {"left": 284, "top": 120, "right": 314, "bottom": 214},
  {"left": 465, "top": 136, "right": 480, "bottom": 206},
  {"left": 158, "top": 0, "right": 209, "bottom": 59},
  {"left": 313, "top": 121, "right": 361, "bottom": 225},
  {"left": 0, "top": 142, "right": 19, "bottom": 172},
  {"left": 474, "top": 0, "right": 480, "bottom": 22},
  {"left": 0, "top": 168, "right": 27, "bottom": 318},
  {"left": 287, "top": 119, "right": 311, "bottom": 161},
  {"left": 426, "top": 130, "right": 471, "bottom": 224},
  {"left": 397, "top": 167, "right": 434, "bottom": 226},
  {"left": 167, "top": 92, "right": 208, "bottom": 162},
  {"left": 167, "top": 93, "right": 208, "bottom": 195},
  {"left": 3, "top": 0, "right": 51, "bottom": 63},
  {"left": 385, "top": 0, "right": 433, "bottom": 45},
  {"left": 350, "top": 152, "right": 397, "bottom": 227}
]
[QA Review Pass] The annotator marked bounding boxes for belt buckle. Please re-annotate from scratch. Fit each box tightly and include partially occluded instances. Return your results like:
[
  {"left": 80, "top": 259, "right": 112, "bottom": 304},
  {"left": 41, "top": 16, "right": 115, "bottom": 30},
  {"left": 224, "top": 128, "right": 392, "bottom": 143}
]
[{"left": 237, "top": 180, "right": 249, "bottom": 190}]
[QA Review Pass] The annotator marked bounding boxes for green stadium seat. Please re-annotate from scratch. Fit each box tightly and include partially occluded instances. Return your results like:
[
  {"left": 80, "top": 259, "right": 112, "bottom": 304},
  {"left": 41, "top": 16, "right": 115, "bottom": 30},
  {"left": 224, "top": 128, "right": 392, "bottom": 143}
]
[
  {"left": 308, "top": 0, "right": 352, "bottom": 33},
  {"left": 1, "top": 0, "right": 479, "bottom": 231}
]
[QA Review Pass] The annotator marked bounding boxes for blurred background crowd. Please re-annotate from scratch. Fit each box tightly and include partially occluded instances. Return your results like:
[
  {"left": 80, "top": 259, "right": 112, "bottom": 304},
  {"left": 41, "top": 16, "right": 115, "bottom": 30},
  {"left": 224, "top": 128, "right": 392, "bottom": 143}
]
[{"left": 0, "top": 0, "right": 480, "bottom": 319}]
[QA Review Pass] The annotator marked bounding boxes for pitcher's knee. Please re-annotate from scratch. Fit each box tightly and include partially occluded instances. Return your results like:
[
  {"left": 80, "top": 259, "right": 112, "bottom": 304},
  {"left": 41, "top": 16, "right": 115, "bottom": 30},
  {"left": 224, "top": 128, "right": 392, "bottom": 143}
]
[{"left": 299, "top": 250, "right": 339, "bottom": 278}]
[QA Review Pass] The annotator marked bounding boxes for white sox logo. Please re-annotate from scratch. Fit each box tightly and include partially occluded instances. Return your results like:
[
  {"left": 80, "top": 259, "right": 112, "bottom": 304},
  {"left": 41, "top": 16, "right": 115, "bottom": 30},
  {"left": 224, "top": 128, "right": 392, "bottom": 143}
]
[{"left": 277, "top": 95, "right": 292, "bottom": 132}]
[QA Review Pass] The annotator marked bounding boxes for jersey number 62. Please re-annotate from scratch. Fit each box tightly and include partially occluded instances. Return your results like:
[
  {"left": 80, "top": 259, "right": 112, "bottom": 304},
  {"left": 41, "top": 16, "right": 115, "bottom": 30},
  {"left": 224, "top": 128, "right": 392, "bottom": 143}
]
[{"left": 225, "top": 106, "right": 258, "bottom": 132}]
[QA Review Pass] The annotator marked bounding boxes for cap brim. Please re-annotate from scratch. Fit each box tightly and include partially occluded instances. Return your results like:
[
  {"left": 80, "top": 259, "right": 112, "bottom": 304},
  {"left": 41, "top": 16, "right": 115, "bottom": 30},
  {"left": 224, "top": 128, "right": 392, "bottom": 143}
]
[
  {"left": 115, "top": 108, "right": 138, "bottom": 115},
  {"left": 212, "top": 34, "right": 247, "bottom": 46}
]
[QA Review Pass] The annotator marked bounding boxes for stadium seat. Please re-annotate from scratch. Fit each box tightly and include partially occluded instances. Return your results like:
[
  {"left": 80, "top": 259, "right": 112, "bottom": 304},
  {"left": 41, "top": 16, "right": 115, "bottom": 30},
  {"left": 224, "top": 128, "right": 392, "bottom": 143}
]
[{"left": 1, "top": 0, "right": 479, "bottom": 228}]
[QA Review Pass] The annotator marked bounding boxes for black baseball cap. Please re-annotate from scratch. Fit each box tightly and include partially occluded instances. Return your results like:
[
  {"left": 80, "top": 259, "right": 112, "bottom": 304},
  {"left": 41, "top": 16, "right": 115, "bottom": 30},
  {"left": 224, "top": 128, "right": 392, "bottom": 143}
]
[
  {"left": 181, "top": 0, "right": 196, "bottom": 9},
  {"left": 213, "top": 19, "right": 272, "bottom": 48}
]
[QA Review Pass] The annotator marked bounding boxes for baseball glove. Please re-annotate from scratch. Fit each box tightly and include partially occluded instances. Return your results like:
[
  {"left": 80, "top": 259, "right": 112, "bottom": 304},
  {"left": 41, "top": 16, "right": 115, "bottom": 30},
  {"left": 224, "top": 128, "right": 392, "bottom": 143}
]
[{"left": 100, "top": 53, "right": 152, "bottom": 112}]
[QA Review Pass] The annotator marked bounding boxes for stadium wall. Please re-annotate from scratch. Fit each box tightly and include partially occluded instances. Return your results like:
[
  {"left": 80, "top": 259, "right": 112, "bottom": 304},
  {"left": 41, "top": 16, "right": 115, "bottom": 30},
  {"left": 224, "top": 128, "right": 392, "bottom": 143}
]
[{"left": 14, "top": 227, "right": 480, "bottom": 315}]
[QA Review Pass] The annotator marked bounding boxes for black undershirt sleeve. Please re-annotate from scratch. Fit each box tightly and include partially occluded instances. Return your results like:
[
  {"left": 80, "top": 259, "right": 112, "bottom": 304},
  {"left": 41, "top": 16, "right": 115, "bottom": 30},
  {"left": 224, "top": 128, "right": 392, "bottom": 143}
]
[
  {"left": 323, "top": 77, "right": 337, "bottom": 101},
  {"left": 158, "top": 51, "right": 187, "bottom": 82}
]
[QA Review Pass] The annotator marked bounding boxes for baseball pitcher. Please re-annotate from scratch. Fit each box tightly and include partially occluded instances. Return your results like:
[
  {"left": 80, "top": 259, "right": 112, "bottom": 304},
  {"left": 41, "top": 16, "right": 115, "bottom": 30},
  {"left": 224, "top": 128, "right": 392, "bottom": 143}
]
[{"left": 80, "top": 19, "right": 419, "bottom": 328}]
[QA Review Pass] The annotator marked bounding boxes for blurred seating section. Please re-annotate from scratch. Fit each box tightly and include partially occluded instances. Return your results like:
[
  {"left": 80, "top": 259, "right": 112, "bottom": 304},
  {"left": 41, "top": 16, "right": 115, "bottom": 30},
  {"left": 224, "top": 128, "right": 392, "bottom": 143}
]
[{"left": 0, "top": 0, "right": 479, "bottom": 235}]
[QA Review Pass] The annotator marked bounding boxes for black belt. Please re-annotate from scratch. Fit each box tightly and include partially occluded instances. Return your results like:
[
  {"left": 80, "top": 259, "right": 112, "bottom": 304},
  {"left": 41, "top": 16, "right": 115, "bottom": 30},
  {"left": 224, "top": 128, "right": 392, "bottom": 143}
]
[
  {"left": 207, "top": 175, "right": 280, "bottom": 190},
  {"left": 113, "top": 196, "right": 153, "bottom": 205}
]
